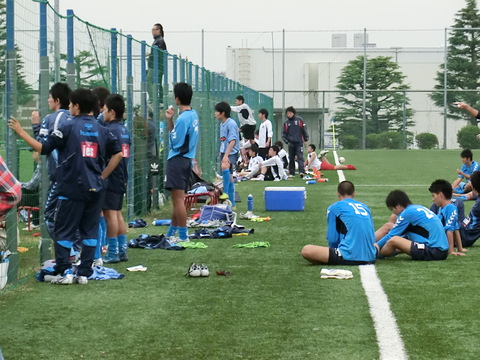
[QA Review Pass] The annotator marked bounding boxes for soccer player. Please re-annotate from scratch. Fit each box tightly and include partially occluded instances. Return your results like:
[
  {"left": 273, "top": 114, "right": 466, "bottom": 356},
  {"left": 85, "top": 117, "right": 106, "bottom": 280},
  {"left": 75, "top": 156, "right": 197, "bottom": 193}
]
[
  {"left": 311, "top": 148, "right": 357, "bottom": 171},
  {"left": 31, "top": 82, "right": 71, "bottom": 238},
  {"left": 304, "top": 144, "right": 321, "bottom": 171},
  {"left": 301, "top": 181, "right": 377, "bottom": 265},
  {"left": 164, "top": 82, "right": 199, "bottom": 242},
  {"left": 9, "top": 88, "right": 123, "bottom": 284},
  {"left": 244, "top": 145, "right": 288, "bottom": 181},
  {"left": 429, "top": 179, "right": 466, "bottom": 256},
  {"left": 458, "top": 170, "right": 480, "bottom": 247},
  {"left": 376, "top": 190, "right": 449, "bottom": 261},
  {"left": 451, "top": 149, "right": 479, "bottom": 201},
  {"left": 236, "top": 143, "right": 263, "bottom": 179},
  {"left": 257, "top": 108, "right": 273, "bottom": 160},
  {"left": 215, "top": 101, "right": 240, "bottom": 207},
  {"left": 102, "top": 94, "right": 131, "bottom": 263},
  {"left": 230, "top": 95, "right": 256, "bottom": 144}
]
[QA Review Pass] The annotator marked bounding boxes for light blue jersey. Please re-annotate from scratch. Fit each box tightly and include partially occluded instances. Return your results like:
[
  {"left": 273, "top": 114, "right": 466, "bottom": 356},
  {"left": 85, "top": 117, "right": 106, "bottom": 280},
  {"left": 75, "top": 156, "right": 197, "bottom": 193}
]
[
  {"left": 219, "top": 117, "right": 239, "bottom": 155},
  {"left": 378, "top": 204, "right": 448, "bottom": 251},
  {"left": 326, "top": 198, "right": 377, "bottom": 262},
  {"left": 458, "top": 160, "right": 479, "bottom": 180},
  {"left": 167, "top": 109, "right": 199, "bottom": 160},
  {"left": 437, "top": 203, "right": 459, "bottom": 232}
]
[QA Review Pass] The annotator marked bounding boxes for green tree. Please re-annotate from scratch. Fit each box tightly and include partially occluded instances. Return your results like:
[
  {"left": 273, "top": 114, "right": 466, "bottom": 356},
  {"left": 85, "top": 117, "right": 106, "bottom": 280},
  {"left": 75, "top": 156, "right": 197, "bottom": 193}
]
[
  {"left": 430, "top": 0, "right": 480, "bottom": 125},
  {"left": 0, "top": 0, "right": 33, "bottom": 107},
  {"left": 50, "top": 51, "right": 109, "bottom": 89},
  {"left": 334, "top": 55, "right": 414, "bottom": 145}
]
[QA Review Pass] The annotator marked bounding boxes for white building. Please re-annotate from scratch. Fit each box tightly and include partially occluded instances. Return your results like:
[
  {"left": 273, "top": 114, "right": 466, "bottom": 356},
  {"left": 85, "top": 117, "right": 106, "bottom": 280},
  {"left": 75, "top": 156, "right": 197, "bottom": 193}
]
[{"left": 226, "top": 38, "right": 467, "bottom": 149}]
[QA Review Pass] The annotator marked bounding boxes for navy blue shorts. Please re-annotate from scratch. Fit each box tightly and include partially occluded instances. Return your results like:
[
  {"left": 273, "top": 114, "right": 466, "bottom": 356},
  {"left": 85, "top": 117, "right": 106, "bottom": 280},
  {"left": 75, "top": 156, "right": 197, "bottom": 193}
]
[
  {"left": 54, "top": 193, "right": 102, "bottom": 242},
  {"left": 459, "top": 227, "right": 480, "bottom": 247},
  {"left": 103, "top": 191, "right": 124, "bottom": 211},
  {"left": 220, "top": 152, "right": 239, "bottom": 174},
  {"left": 328, "top": 248, "right": 376, "bottom": 265},
  {"left": 165, "top": 156, "right": 192, "bottom": 191},
  {"left": 409, "top": 242, "right": 448, "bottom": 261}
]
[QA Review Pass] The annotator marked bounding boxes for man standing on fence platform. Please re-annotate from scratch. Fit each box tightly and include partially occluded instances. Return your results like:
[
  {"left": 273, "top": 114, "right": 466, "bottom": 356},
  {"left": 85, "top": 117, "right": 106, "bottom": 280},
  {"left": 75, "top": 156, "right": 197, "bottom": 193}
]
[
  {"left": 8, "top": 88, "right": 123, "bottom": 284},
  {"left": 282, "top": 106, "right": 308, "bottom": 177},
  {"left": 147, "top": 23, "right": 167, "bottom": 105},
  {"left": 164, "top": 83, "right": 199, "bottom": 243}
]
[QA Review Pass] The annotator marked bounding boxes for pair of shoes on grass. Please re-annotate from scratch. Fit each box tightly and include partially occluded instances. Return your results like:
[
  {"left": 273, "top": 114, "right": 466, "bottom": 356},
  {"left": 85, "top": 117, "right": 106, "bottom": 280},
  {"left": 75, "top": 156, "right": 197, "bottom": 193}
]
[
  {"left": 186, "top": 263, "right": 209, "bottom": 277},
  {"left": 46, "top": 270, "right": 88, "bottom": 285}
]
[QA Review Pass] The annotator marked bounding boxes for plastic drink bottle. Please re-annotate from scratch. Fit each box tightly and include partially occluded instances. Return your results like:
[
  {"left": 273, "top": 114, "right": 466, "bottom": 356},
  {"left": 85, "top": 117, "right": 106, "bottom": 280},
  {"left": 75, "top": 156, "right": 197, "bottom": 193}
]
[
  {"left": 247, "top": 194, "right": 254, "bottom": 211},
  {"left": 317, "top": 178, "right": 329, "bottom": 182},
  {"left": 306, "top": 180, "right": 316, "bottom": 184},
  {"left": 152, "top": 219, "right": 172, "bottom": 226}
]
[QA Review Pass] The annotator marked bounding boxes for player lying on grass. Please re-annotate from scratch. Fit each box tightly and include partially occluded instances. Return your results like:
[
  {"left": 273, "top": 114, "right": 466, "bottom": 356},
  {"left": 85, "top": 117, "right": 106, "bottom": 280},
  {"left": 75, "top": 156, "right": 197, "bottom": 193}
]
[
  {"left": 306, "top": 147, "right": 356, "bottom": 171},
  {"left": 301, "top": 181, "right": 377, "bottom": 265},
  {"left": 375, "top": 190, "right": 449, "bottom": 261},
  {"left": 428, "top": 179, "right": 467, "bottom": 256}
]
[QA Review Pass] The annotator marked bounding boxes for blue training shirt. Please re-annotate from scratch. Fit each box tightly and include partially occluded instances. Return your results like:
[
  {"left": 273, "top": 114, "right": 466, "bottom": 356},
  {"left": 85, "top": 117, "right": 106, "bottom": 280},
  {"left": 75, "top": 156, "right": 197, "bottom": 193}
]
[
  {"left": 167, "top": 109, "right": 199, "bottom": 160},
  {"left": 377, "top": 204, "right": 449, "bottom": 251},
  {"left": 40, "top": 114, "right": 121, "bottom": 200},
  {"left": 219, "top": 117, "right": 239, "bottom": 155},
  {"left": 458, "top": 160, "right": 479, "bottom": 180},
  {"left": 104, "top": 120, "right": 130, "bottom": 194},
  {"left": 436, "top": 203, "right": 459, "bottom": 232},
  {"left": 326, "top": 198, "right": 377, "bottom": 262},
  {"left": 34, "top": 109, "right": 70, "bottom": 182}
]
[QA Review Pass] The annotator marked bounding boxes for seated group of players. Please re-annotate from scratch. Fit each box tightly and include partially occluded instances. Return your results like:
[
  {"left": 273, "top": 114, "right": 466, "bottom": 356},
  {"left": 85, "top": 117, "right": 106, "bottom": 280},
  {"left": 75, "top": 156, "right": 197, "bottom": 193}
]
[{"left": 302, "top": 159, "right": 480, "bottom": 265}]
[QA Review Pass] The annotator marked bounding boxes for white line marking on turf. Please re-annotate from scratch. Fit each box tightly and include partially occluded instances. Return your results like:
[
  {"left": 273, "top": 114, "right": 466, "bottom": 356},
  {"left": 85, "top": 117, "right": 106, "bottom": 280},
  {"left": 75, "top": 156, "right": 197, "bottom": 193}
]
[
  {"left": 332, "top": 152, "right": 408, "bottom": 359},
  {"left": 359, "top": 265, "right": 408, "bottom": 360}
]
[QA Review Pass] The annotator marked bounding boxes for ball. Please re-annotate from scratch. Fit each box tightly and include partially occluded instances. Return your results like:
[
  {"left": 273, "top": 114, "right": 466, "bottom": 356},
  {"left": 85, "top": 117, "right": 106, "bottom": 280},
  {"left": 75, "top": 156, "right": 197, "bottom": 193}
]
[{"left": 339, "top": 156, "right": 345, "bottom": 163}]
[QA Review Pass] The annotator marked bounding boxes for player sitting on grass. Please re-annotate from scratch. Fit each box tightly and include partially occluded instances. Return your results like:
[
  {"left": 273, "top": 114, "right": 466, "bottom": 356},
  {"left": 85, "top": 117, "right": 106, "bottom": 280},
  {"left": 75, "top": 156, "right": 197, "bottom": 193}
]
[
  {"left": 301, "top": 180, "right": 377, "bottom": 265},
  {"left": 313, "top": 149, "right": 356, "bottom": 171},
  {"left": 236, "top": 143, "right": 263, "bottom": 180},
  {"left": 243, "top": 145, "right": 288, "bottom": 181},
  {"left": 428, "top": 179, "right": 467, "bottom": 256},
  {"left": 458, "top": 170, "right": 480, "bottom": 248},
  {"left": 375, "top": 190, "right": 449, "bottom": 261},
  {"left": 275, "top": 141, "right": 288, "bottom": 169},
  {"left": 452, "top": 149, "right": 479, "bottom": 201},
  {"left": 304, "top": 144, "right": 321, "bottom": 171}
]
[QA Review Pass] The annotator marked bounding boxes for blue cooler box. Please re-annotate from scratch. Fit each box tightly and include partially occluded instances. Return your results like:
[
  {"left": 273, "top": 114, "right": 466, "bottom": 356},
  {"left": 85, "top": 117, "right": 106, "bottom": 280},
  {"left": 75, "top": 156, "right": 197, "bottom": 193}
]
[{"left": 264, "top": 187, "right": 306, "bottom": 211}]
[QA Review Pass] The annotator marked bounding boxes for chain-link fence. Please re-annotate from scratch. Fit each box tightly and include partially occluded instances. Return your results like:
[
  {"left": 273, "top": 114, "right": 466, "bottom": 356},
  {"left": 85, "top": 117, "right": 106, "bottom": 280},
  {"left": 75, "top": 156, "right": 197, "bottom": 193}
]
[{"left": 1, "top": 0, "right": 273, "bottom": 288}]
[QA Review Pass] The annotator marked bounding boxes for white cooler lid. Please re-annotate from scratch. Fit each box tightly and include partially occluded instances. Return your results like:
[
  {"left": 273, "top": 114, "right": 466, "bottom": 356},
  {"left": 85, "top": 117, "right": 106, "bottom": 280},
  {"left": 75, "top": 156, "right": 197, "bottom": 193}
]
[{"left": 264, "top": 187, "right": 306, "bottom": 192}]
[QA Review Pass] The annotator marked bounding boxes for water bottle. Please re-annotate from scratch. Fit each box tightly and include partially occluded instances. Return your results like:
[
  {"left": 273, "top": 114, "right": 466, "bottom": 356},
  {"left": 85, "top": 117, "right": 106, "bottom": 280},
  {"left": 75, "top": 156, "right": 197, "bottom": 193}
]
[
  {"left": 317, "top": 178, "right": 329, "bottom": 183},
  {"left": 306, "top": 180, "right": 316, "bottom": 185},
  {"left": 247, "top": 194, "right": 254, "bottom": 211},
  {"left": 152, "top": 219, "right": 172, "bottom": 226}
]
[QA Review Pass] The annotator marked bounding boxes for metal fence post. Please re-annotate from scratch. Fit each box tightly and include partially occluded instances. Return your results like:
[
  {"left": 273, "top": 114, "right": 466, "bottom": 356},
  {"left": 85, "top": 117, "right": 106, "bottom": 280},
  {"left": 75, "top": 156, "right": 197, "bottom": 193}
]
[
  {"left": 66, "top": 10, "right": 75, "bottom": 90},
  {"left": 39, "top": 0, "right": 52, "bottom": 263},
  {"left": 110, "top": 28, "right": 117, "bottom": 93}
]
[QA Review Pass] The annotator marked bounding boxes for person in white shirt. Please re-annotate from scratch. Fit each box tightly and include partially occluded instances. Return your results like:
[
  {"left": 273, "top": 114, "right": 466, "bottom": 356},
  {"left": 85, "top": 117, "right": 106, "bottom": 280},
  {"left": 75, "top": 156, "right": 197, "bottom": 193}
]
[
  {"left": 231, "top": 95, "right": 257, "bottom": 169},
  {"left": 305, "top": 144, "right": 321, "bottom": 171},
  {"left": 244, "top": 145, "right": 288, "bottom": 181},
  {"left": 275, "top": 141, "right": 289, "bottom": 170},
  {"left": 236, "top": 143, "right": 263, "bottom": 179},
  {"left": 257, "top": 109, "right": 273, "bottom": 160}
]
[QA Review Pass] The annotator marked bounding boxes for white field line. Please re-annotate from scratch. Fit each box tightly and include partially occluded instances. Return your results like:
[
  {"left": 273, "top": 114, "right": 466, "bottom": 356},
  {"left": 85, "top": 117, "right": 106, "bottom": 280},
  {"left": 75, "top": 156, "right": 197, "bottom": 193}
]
[
  {"left": 359, "top": 265, "right": 408, "bottom": 360},
  {"left": 333, "top": 151, "right": 408, "bottom": 359}
]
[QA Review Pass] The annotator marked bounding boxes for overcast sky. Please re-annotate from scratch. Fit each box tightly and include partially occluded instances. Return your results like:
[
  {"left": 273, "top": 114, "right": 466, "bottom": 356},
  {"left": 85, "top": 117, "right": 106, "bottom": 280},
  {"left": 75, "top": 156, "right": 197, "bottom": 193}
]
[{"left": 56, "top": 0, "right": 469, "bottom": 72}]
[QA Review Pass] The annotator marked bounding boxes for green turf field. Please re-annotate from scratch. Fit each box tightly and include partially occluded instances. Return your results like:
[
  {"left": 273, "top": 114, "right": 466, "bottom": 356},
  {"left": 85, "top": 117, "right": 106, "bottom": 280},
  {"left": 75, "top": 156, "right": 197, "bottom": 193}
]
[{"left": 1, "top": 149, "right": 480, "bottom": 359}]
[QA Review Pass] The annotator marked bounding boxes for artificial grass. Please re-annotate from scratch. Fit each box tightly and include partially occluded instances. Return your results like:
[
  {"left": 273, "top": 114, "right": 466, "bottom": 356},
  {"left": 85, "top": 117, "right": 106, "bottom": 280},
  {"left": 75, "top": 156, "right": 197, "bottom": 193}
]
[{"left": 1, "top": 149, "right": 479, "bottom": 359}]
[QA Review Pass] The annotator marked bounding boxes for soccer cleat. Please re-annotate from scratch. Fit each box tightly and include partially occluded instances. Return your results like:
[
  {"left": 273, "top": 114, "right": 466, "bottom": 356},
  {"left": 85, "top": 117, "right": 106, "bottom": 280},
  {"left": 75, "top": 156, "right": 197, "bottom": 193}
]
[
  {"left": 319, "top": 149, "right": 329, "bottom": 157},
  {"left": 74, "top": 276, "right": 88, "bottom": 285},
  {"left": 50, "top": 273, "right": 74, "bottom": 285},
  {"left": 119, "top": 252, "right": 129, "bottom": 262},
  {"left": 199, "top": 264, "right": 209, "bottom": 277},
  {"left": 219, "top": 193, "right": 229, "bottom": 200},
  {"left": 252, "top": 175, "right": 265, "bottom": 181},
  {"left": 92, "top": 258, "right": 103, "bottom": 268},
  {"left": 103, "top": 254, "right": 121, "bottom": 264},
  {"left": 346, "top": 164, "right": 356, "bottom": 170},
  {"left": 186, "top": 263, "right": 201, "bottom": 277},
  {"left": 288, "top": 174, "right": 294, "bottom": 178},
  {"left": 240, "top": 211, "right": 259, "bottom": 220},
  {"left": 274, "top": 178, "right": 281, "bottom": 182}
]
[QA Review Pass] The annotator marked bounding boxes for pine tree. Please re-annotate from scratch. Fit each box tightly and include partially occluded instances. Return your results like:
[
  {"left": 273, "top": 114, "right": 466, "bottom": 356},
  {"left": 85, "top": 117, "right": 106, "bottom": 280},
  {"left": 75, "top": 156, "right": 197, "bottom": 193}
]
[
  {"left": 334, "top": 55, "right": 413, "bottom": 145},
  {"left": 430, "top": 0, "right": 480, "bottom": 125}
]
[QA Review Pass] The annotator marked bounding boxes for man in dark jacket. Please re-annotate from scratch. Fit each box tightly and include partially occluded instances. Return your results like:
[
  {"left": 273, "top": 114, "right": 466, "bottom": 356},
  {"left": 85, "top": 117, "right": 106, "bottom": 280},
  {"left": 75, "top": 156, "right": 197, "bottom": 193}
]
[
  {"left": 147, "top": 23, "right": 167, "bottom": 104},
  {"left": 282, "top": 106, "right": 309, "bottom": 176}
]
